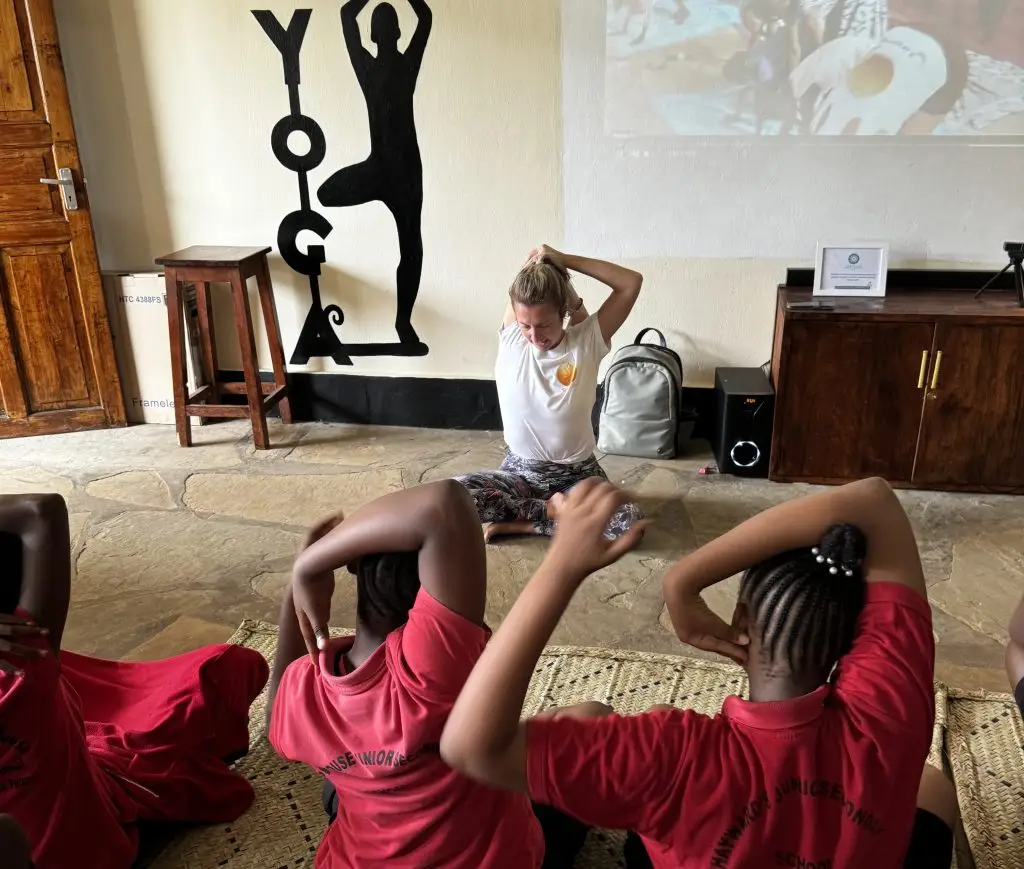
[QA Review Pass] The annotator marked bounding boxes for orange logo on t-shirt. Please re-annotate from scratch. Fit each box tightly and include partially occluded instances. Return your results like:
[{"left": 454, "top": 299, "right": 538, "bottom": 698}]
[{"left": 556, "top": 363, "right": 577, "bottom": 387}]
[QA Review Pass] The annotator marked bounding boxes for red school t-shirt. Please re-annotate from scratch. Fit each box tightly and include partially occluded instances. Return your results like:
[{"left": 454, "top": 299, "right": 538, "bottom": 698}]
[
  {"left": 0, "top": 611, "right": 136, "bottom": 869},
  {"left": 0, "top": 608, "right": 267, "bottom": 869},
  {"left": 270, "top": 587, "right": 544, "bottom": 869},
  {"left": 527, "top": 583, "right": 936, "bottom": 869}
]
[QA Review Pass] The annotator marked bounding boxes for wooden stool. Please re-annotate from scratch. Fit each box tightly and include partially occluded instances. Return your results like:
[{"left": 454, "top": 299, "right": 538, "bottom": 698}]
[{"left": 155, "top": 246, "right": 292, "bottom": 449}]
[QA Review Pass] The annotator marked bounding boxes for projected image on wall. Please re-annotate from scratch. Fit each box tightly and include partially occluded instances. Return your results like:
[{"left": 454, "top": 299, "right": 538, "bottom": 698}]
[{"left": 606, "top": 0, "right": 1024, "bottom": 136}]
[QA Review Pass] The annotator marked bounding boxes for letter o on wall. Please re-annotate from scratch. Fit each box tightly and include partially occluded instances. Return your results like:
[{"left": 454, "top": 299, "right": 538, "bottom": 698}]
[{"left": 271, "top": 114, "right": 327, "bottom": 172}]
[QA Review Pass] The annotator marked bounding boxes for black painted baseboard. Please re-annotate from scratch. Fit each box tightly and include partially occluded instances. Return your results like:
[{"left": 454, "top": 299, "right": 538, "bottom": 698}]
[
  {"left": 217, "top": 370, "right": 717, "bottom": 439},
  {"left": 289, "top": 372, "right": 501, "bottom": 430}
]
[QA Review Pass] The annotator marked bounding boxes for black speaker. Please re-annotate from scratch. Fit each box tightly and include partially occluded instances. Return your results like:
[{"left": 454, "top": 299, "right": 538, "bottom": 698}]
[{"left": 713, "top": 367, "right": 775, "bottom": 478}]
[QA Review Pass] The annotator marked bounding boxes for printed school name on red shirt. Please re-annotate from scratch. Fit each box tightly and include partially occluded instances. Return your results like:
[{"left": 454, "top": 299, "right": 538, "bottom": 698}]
[
  {"left": 318, "top": 741, "right": 440, "bottom": 776},
  {"left": 711, "top": 777, "right": 884, "bottom": 868}
]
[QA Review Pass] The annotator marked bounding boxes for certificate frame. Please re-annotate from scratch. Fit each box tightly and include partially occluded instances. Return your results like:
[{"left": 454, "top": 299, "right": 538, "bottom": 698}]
[{"left": 813, "top": 242, "right": 889, "bottom": 298}]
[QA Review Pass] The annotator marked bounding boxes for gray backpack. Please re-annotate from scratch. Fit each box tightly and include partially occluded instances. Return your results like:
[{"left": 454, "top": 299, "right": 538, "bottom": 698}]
[{"left": 598, "top": 328, "right": 683, "bottom": 459}]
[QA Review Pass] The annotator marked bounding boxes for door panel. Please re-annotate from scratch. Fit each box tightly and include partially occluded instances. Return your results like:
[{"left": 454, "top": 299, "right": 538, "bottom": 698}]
[
  {"left": 2, "top": 246, "right": 95, "bottom": 411},
  {"left": 0, "top": 150, "right": 62, "bottom": 216},
  {"left": 0, "top": 0, "right": 124, "bottom": 436},
  {"left": 914, "top": 324, "right": 1024, "bottom": 489},
  {"left": 770, "top": 320, "right": 934, "bottom": 483},
  {"left": 0, "top": 0, "right": 34, "bottom": 114}
]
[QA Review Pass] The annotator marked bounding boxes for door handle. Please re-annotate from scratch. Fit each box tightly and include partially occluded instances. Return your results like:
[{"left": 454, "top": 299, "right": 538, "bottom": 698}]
[
  {"left": 39, "top": 167, "right": 78, "bottom": 212},
  {"left": 930, "top": 351, "right": 943, "bottom": 390},
  {"left": 917, "top": 351, "right": 929, "bottom": 389}
]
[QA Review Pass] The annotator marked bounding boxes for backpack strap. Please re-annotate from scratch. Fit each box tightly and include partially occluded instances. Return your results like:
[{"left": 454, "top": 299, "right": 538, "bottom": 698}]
[{"left": 634, "top": 328, "right": 667, "bottom": 347}]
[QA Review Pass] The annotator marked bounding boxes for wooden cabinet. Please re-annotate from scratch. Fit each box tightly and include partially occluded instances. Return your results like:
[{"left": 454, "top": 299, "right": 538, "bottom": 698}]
[
  {"left": 770, "top": 288, "right": 1024, "bottom": 493},
  {"left": 914, "top": 324, "right": 1024, "bottom": 489}
]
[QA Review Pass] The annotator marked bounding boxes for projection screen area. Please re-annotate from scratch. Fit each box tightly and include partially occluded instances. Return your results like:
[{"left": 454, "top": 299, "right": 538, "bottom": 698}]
[
  {"left": 605, "top": 0, "right": 1024, "bottom": 137},
  {"left": 562, "top": 1, "right": 1024, "bottom": 259}
]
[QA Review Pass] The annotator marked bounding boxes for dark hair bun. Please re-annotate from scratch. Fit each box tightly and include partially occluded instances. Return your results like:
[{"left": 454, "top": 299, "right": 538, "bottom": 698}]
[{"left": 817, "top": 524, "right": 867, "bottom": 578}]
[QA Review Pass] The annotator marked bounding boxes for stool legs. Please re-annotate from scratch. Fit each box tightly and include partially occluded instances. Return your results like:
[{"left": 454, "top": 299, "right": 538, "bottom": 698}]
[
  {"left": 255, "top": 258, "right": 292, "bottom": 425},
  {"left": 194, "top": 280, "right": 221, "bottom": 405},
  {"left": 164, "top": 269, "right": 192, "bottom": 448},
  {"left": 229, "top": 272, "right": 270, "bottom": 450}
]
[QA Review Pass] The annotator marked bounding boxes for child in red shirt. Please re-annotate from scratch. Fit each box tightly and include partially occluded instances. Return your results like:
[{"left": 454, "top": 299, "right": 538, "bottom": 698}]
[
  {"left": 442, "top": 477, "right": 958, "bottom": 869},
  {"left": 0, "top": 494, "right": 268, "bottom": 869},
  {"left": 268, "top": 479, "right": 589, "bottom": 869}
]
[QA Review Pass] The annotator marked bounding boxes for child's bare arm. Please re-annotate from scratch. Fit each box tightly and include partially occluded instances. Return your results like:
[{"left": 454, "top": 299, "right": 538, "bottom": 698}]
[
  {"left": 662, "top": 477, "right": 925, "bottom": 662},
  {"left": 268, "top": 514, "right": 344, "bottom": 732},
  {"left": 441, "top": 480, "right": 642, "bottom": 790},
  {"left": 0, "top": 494, "right": 70, "bottom": 653},
  {"left": 664, "top": 477, "right": 924, "bottom": 601},
  {"left": 291, "top": 481, "right": 486, "bottom": 652},
  {"left": 270, "top": 482, "right": 486, "bottom": 733}
]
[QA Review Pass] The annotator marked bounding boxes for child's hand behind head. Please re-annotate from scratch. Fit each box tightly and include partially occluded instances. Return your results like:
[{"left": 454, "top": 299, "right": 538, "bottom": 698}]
[
  {"left": 293, "top": 512, "right": 346, "bottom": 662},
  {"left": 667, "top": 592, "right": 749, "bottom": 666},
  {"left": 547, "top": 479, "right": 645, "bottom": 581},
  {"left": 0, "top": 613, "right": 49, "bottom": 678}
]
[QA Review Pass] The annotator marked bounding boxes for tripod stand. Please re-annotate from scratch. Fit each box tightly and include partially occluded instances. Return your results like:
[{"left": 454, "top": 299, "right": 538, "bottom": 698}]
[{"left": 975, "top": 247, "right": 1024, "bottom": 307}]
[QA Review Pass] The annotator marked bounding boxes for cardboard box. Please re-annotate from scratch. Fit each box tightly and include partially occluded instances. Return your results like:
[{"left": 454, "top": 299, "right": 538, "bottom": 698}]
[{"left": 103, "top": 272, "right": 205, "bottom": 425}]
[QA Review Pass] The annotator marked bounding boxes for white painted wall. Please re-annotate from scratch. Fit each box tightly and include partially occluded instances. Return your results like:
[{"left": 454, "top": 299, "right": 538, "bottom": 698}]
[{"left": 54, "top": 0, "right": 1012, "bottom": 387}]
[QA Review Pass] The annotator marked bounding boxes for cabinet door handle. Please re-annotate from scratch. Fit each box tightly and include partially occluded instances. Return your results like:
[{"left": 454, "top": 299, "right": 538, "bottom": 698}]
[
  {"left": 930, "top": 351, "right": 943, "bottom": 390},
  {"left": 917, "top": 351, "right": 929, "bottom": 389}
]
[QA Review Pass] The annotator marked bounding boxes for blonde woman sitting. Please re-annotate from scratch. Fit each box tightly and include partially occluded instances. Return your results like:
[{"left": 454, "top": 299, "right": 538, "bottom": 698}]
[{"left": 456, "top": 245, "right": 643, "bottom": 542}]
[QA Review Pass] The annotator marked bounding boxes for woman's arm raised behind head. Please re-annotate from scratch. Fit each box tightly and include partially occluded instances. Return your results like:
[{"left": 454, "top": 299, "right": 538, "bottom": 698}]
[{"left": 560, "top": 253, "right": 643, "bottom": 346}]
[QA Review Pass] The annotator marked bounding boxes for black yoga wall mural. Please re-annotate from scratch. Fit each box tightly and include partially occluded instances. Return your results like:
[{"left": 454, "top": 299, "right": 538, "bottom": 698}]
[{"left": 252, "top": 1, "right": 432, "bottom": 366}]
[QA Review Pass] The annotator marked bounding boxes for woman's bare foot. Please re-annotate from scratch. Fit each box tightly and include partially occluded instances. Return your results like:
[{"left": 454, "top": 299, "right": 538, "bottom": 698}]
[
  {"left": 482, "top": 521, "right": 536, "bottom": 544},
  {"left": 545, "top": 492, "right": 567, "bottom": 521}
]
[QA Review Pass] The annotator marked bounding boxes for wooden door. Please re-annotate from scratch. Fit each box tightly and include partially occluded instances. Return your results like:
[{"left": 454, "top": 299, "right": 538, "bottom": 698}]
[
  {"left": 770, "top": 319, "right": 935, "bottom": 484},
  {"left": 0, "top": 0, "right": 124, "bottom": 437},
  {"left": 913, "top": 323, "right": 1024, "bottom": 490}
]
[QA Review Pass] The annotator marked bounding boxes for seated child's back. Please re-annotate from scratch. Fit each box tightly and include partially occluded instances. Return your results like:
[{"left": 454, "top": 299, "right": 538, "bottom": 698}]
[
  {"left": 268, "top": 483, "right": 543, "bottom": 868},
  {"left": 440, "top": 478, "right": 953, "bottom": 869}
]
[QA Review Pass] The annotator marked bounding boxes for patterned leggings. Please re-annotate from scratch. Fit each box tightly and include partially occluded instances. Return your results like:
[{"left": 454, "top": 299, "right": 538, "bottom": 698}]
[{"left": 455, "top": 452, "right": 642, "bottom": 539}]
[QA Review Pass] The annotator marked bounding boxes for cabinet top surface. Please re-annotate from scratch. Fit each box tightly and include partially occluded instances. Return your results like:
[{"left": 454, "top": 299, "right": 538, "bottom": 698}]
[{"left": 779, "top": 288, "right": 1024, "bottom": 321}]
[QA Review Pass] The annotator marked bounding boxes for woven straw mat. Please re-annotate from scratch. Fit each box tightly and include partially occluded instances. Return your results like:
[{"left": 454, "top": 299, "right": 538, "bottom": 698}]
[
  {"left": 945, "top": 688, "right": 1024, "bottom": 869},
  {"left": 145, "top": 620, "right": 979, "bottom": 869}
]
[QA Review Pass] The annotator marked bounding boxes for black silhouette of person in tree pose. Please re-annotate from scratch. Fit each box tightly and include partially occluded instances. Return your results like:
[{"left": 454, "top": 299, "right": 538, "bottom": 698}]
[{"left": 318, "top": 0, "right": 432, "bottom": 349}]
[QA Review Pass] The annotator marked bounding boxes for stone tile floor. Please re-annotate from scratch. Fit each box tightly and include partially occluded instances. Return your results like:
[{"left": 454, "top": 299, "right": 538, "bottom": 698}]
[{"left": 0, "top": 419, "right": 1020, "bottom": 694}]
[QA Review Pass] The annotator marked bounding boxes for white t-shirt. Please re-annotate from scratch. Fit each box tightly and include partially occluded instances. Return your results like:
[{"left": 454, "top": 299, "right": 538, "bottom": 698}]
[{"left": 495, "top": 314, "right": 610, "bottom": 464}]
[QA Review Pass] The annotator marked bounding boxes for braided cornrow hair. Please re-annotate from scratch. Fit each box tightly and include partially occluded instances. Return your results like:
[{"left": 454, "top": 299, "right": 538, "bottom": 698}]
[
  {"left": 739, "top": 524, "right": 867, "bottom": 673},
  {"left": 356, "top": 551, "right": 421, "bottom": 635}
]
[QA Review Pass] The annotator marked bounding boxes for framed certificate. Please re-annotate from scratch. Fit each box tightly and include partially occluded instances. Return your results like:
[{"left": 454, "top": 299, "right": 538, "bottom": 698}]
[{"left": 813, "top": 243, "right": 889, "bottom": 298}]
